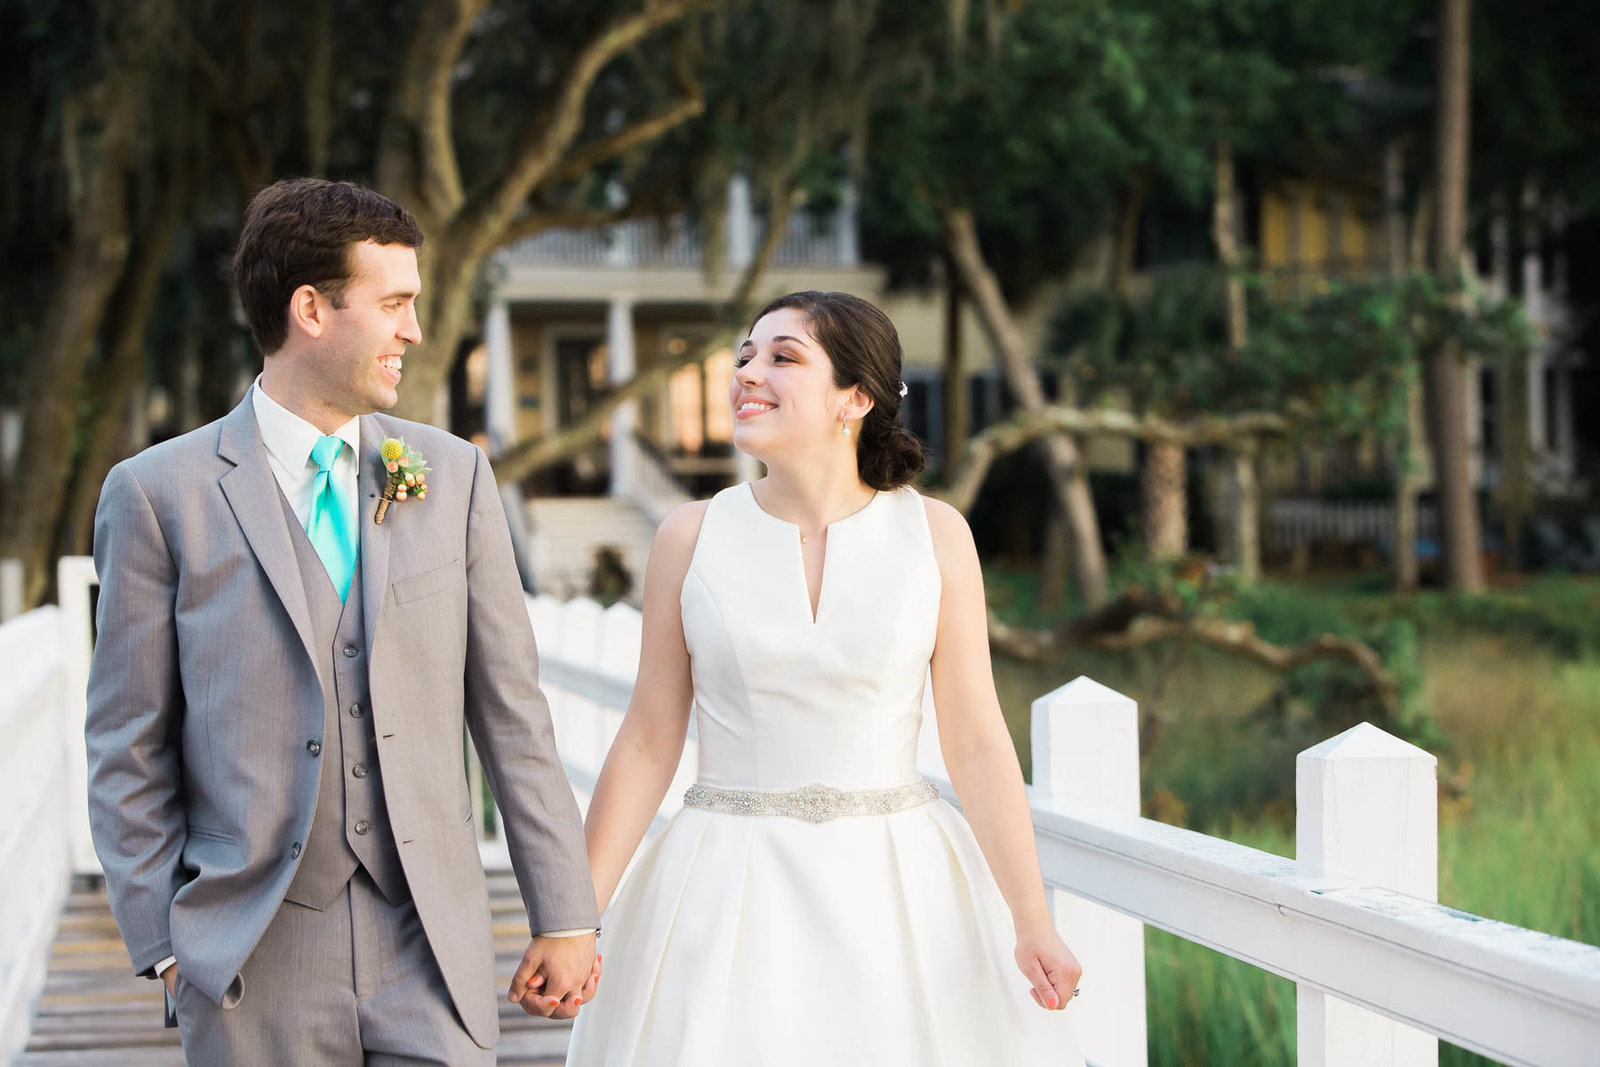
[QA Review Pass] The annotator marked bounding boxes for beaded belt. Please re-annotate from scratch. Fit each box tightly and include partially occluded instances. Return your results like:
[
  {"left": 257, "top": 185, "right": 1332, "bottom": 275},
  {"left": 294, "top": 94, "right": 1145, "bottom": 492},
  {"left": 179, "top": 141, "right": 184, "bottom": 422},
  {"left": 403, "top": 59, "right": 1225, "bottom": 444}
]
[{"left": 682, "top": 778, "right": 939, "bottom": 823}]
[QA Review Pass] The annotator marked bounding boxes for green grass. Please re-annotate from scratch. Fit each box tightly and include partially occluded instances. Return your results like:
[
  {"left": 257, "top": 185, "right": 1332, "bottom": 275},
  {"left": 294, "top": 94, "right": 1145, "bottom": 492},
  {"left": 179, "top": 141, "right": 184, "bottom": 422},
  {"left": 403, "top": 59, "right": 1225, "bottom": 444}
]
[{"left": 987, "top": 573, "right": 1600, "bottom": 1065}]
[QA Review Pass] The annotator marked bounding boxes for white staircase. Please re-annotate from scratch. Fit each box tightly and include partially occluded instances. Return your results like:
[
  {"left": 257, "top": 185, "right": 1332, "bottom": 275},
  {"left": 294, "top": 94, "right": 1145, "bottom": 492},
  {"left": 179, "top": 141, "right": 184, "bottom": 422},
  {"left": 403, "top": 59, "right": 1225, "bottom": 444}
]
[{"left": 525, "top": 496, "right": 660, "bottom": 603}]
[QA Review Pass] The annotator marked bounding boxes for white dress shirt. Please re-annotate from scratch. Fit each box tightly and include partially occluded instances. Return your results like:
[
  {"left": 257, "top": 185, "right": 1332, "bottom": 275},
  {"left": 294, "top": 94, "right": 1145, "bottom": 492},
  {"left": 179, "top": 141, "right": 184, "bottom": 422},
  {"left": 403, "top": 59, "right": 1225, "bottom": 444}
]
[
  {"left": 252, "top": 375, "right": 361, "bottom": 528},
  {"left": 155, "top": 382, "right": 586, "bottom": 980}
]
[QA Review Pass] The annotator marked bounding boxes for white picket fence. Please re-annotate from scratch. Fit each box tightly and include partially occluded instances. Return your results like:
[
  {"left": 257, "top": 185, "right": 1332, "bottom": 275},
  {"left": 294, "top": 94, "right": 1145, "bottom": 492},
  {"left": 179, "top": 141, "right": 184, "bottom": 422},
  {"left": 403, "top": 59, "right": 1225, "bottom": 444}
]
[{"left": 6, "top": 563, "right": 1600, "bottom": 1065}]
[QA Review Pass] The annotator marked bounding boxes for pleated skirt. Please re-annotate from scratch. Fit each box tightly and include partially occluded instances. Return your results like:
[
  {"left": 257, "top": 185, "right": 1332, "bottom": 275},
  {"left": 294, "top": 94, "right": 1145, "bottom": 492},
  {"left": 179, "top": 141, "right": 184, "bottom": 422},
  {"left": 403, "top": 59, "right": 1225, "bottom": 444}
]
[{"left": 565, "top": 799, "right": 1085, "bottom": 1066}]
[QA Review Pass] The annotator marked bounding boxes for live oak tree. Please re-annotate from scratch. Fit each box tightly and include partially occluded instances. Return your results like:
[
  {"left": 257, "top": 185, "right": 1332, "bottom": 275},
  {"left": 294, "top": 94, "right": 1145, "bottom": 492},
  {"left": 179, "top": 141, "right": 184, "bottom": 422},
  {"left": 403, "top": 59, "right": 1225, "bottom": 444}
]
[{"left": 0, "top": 0, "right": 181, "bottom": 605}]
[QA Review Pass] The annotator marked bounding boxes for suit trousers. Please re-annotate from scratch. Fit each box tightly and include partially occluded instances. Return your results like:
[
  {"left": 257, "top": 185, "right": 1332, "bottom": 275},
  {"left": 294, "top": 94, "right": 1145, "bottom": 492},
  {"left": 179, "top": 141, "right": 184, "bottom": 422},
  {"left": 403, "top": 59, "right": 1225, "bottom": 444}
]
[{"left": 173, "top": 869, "right": 494, "bottom": 1066}]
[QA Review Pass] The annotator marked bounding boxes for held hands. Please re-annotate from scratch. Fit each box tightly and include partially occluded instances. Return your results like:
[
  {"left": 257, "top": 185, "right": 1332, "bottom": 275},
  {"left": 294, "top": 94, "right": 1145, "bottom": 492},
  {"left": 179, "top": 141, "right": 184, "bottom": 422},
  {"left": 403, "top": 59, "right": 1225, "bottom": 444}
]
[
  {"left": 507, "top": 933, "right": 600, "bottom": 1019},
  {"left": 1014, "top": 923, "right": 1082, "bottom": 1012}
]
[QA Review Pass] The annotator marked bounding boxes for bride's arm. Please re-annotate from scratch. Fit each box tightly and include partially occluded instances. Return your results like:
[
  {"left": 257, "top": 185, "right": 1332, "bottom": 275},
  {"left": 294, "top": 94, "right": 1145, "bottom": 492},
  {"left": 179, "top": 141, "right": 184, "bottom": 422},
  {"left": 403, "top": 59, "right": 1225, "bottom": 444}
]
[
  {"left": 924, "top": 498, "right": 1082, "bottom": 1011},
  {"left": 583, "top": 500, "right": 705, "bottom": 914}
]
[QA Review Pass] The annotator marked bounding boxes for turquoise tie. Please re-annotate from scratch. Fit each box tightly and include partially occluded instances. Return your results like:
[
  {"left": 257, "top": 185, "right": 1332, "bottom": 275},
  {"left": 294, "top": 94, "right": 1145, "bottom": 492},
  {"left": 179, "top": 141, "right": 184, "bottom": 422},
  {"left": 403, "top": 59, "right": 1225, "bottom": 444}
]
[{"left": 306, "top": 436, "right": 357, "bottom": 601}]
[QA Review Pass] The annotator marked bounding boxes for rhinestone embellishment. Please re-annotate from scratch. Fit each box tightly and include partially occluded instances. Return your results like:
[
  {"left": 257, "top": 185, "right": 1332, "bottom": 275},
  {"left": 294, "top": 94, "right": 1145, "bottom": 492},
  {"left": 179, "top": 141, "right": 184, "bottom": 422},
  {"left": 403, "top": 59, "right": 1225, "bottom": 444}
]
[{"left": 682, "top": 779, "right": 939, "bottom": 823}]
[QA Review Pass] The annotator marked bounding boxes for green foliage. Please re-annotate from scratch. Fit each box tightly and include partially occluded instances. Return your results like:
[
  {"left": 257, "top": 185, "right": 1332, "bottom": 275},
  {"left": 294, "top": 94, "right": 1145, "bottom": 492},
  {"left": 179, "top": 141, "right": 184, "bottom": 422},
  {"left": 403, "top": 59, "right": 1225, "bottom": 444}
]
[
  {"left": 861, "top": 0, "right": 1425, "bottom": 295},
  {"left": 1372, "top": 579, "right": 1600, "bottom": 660},
  {"left": 989, "top": 559, "right": 1443, "bottom": 767},
  {"left": 1134, "top": 648, "right": 1600, "bottom": 1066},
  {"left": 1051, "top": 266, "right": 1229, "bottom": 415},
  {"left": 992, "top": 586, "right": 1600, "bottom": 1061},
  {"left": 1051, "top": 268, "right": 1534, "bottom": 457},
  {"left": 1472, "top": 0, "right": 1600, "bottom": 217}
]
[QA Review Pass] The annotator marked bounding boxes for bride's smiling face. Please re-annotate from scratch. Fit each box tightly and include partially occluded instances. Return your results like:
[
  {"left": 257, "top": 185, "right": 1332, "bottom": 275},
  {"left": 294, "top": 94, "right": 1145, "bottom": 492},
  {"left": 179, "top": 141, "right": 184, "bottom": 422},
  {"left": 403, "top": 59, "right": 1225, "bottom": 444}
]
[{"left": 729, "top": 307, "right": 857, "bottom": 459}]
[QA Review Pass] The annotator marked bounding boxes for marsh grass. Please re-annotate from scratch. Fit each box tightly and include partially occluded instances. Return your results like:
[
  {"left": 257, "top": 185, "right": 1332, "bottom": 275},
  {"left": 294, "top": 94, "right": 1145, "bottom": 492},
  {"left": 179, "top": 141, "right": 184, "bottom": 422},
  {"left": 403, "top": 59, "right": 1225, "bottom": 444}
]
[{"left": 989, "top": 573, "right": 1599, "bottom": 1065}]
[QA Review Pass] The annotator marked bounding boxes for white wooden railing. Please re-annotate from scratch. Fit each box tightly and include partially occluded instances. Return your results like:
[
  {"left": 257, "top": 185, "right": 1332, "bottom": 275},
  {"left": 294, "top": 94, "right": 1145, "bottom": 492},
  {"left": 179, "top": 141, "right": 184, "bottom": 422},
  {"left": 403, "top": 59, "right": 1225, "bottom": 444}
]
[
  {"left": 12, "top": 564, "right": 1600, "bottom": 1065},
  {"left": 0, "top": 607, "right": 69, "bottom": 1066},
  {"left": 0, "top": 556, "right": 98, "bottom": 1065},
  {"left": 508, "top": 592, "right": 1600, "bottom": 1067},
  {"left": 500, "top": 209, "right": 857, "bottom": 270},
  {"left": 617, "top": 431, "right": 693, "bottom": 526}
]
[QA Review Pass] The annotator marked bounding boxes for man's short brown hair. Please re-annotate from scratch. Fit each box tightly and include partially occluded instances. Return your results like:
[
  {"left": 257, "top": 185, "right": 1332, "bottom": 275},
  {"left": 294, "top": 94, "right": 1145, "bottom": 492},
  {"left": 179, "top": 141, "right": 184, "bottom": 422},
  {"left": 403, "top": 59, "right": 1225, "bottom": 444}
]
[{"left": 233, "top": 178, "right": 425, "bottom": 354}]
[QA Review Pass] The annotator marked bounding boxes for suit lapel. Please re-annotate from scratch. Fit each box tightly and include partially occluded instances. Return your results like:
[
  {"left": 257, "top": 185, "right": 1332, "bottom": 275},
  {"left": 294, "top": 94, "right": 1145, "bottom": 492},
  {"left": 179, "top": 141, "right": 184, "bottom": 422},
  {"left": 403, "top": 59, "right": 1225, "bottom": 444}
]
[
  {"left": 217, "top": 391, "right": 319, "bottom": 671},
  {"left": 359, "top": 415, "right": 393, "bottom": 656}
]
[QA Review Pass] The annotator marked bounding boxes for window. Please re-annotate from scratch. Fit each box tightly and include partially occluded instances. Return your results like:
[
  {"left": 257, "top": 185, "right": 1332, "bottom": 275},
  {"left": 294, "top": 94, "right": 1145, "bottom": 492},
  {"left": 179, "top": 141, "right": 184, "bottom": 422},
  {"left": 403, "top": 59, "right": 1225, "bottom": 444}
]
[{"left": 665, "top": 333, "right": 735, "bottom": 456}]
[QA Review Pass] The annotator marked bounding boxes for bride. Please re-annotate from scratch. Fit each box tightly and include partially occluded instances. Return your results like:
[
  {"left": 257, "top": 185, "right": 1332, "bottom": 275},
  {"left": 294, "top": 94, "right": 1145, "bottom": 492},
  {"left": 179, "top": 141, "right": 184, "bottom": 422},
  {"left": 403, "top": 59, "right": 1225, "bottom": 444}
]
[{"left": 561, "top": 291, "right": 1086, "bottom": 1065}]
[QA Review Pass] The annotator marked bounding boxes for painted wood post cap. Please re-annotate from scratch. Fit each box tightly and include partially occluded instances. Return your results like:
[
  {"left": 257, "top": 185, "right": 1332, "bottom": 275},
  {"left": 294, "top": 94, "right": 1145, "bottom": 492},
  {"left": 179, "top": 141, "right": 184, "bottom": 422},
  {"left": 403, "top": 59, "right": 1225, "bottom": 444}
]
[
  {"left": 1031, "top": 675, "right": 1140, "bottom": 815},
  {"left": 1297, "top": 721, "right": 1437, "bottom": 898}
]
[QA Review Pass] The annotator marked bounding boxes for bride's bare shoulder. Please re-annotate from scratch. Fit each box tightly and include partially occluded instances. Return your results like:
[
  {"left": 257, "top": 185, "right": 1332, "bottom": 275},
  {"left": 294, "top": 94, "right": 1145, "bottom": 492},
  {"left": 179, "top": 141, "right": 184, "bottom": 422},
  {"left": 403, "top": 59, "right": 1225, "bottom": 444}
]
[
  {"left": 920, "top": 496, "right": 977, "bottom": 558},
  {"left": 649, "top": 499, "right": 713, "bottom": 571}
]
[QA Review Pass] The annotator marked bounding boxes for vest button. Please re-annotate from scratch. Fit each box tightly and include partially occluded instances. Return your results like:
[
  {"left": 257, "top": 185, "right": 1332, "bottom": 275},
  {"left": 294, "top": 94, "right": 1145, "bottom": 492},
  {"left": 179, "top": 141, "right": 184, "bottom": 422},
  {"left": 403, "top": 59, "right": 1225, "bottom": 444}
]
[
  {"left": 290, "top": 842, "right": 302, "bottom": 858},
  {"left": 306, "top": 740, "right": 321, "bottom": 757},
  {"left": 352, "top": 764, "right": 368, "bottom": 779},
  {"left": 354, "top": 820, "right": 371, "bottom": 836},
  {"left": 343, "top": 645, "right": 359, "bottom": 658},
  {"left": 349, "top": 703, "right": 364, "bottom": 718}
]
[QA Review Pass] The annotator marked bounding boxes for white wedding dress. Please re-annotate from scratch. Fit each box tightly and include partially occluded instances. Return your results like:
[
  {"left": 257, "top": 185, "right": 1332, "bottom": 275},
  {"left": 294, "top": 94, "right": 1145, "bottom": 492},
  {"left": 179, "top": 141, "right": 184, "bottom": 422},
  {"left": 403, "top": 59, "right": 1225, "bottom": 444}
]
[{"left": 565, "top": 483, "right": 1085, "bottom": 1066}]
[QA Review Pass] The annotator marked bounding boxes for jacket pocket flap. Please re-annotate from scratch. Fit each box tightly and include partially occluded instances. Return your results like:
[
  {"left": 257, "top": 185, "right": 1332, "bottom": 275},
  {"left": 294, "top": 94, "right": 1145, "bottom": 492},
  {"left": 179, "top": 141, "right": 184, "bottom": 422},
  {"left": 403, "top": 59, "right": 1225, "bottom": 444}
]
[{"left": 392, "top": 559, "right": 465, "bottom": 605}]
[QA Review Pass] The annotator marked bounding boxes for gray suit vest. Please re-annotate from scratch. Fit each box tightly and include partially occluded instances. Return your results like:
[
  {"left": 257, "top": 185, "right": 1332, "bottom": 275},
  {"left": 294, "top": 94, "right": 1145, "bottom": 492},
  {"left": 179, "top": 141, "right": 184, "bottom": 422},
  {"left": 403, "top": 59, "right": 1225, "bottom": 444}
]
[{"left": 279, "top": 492, "right": 409, "bottom": 909}]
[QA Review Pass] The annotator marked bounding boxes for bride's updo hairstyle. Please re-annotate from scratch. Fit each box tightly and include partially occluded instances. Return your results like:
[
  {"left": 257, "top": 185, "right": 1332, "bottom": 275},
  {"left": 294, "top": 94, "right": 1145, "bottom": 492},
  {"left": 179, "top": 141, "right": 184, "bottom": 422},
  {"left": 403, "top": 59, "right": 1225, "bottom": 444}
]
[{"left": 751, "top": 291, "right": 927, "bottom": 491}]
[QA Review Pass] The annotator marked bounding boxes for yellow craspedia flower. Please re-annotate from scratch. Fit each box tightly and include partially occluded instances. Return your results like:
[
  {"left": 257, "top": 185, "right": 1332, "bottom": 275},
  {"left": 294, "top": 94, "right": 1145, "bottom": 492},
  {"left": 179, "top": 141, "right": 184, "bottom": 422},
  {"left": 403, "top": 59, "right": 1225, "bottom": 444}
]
[{"left": 380, "top": 438, "right": 404, "bottom": 462}]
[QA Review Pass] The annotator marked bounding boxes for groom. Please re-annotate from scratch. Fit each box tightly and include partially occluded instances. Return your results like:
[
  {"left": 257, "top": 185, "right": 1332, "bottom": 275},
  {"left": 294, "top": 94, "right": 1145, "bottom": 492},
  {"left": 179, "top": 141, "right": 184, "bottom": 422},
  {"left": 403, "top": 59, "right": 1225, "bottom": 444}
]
[{"left": 85, "top": 178, "right": 598, "bottom": 1063}]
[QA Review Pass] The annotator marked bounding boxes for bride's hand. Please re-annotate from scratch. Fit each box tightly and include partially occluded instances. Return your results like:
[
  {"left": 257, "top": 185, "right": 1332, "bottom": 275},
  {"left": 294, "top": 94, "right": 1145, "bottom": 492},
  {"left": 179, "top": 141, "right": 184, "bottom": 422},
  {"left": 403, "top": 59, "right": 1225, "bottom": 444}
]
[{"left": 1014, "top": 925, "right": 1082, "bottom": 1011}]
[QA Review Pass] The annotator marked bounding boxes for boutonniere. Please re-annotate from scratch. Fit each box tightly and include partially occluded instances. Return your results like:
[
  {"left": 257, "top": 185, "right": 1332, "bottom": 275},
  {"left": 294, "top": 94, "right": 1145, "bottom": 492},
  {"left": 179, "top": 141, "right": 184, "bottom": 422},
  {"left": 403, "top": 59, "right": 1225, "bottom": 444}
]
[{"left": 374, "top": 437, "right": 431, "bottom": 524}]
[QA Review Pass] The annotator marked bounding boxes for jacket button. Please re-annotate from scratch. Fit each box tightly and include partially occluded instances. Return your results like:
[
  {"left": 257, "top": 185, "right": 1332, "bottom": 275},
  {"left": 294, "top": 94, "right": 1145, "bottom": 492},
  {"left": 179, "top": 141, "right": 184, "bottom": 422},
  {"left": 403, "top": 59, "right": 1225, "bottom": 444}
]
[
  {"left": 342, "top": 645, "right": 359, "bottom": 658},
  {"left": 306, "top": 740, "right": 321, "bottom": 757},
  {"left": 352, "top": 764, "right": 368, "bottom": 779},
  {"left": 290, "top": 842, "right": 302, "bottom": 859},
  {"left": 349, "top": 703, "right": 364, "bottom": 718},
  {"left": 354, "top": 820, "right": 370, "bottom": 836}
]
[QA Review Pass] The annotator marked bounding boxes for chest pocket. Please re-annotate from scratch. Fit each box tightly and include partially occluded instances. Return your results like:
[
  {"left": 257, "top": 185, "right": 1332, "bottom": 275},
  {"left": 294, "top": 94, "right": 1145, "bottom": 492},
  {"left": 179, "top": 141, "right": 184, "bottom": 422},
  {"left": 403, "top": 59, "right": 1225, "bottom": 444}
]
[{"left": 391, "top": 559, "right": 465, "bottom": 605}]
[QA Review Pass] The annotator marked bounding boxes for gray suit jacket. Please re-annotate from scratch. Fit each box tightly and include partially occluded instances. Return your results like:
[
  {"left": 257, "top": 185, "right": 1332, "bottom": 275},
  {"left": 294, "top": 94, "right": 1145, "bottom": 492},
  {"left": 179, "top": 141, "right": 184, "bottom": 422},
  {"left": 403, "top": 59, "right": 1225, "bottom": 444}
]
[{"left": 85, "top": 391, "right": 597, "bottom": 1045}]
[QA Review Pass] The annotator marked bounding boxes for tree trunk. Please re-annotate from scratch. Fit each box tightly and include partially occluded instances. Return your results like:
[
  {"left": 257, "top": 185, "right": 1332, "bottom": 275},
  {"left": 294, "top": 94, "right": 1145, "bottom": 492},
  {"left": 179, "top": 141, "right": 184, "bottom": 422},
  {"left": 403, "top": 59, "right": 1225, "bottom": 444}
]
[
  {"left": 1394, "top": 378, "right": 1425, "bottom": 592},
  {"left": 1230, "top": 442, "right": 1261, "bottom": 582},
  {"left": 1425, "top": 0, "right": 1486, "bottom": 592},
  {"left": 1213, "top": 140, "right": 1248, "bottom": 355},
  {"left": 1039, "top": 499, "right": 1068, "bottom": 612},
  {"left": 1213, "top": 138, "right": 1259, "bottom": 580},
  {"left": 938, "top": 402, "right": 1289, "bottom": 515},
  {"left": 1111, "top": 168, "right": 1149, "bottom": 295},
  {"left": 62, "top": 161, "right": 189, "bottom": 557},
  {"left": 941, "top": 254, "right": 969, "bottom": 470},
  {"left": 1143, "top": 441, "right": 1187, "bottom": 561},
  {"left": 377, "top": 0, "right": 704, "bottom": 424},
  {"left": 1387, "top": 140, "right": 1422, "bottom": 592},
  {"left": 1113, "top": 170, "right": 1189, "bottom": 564},
  {"left": 394, "top": 246, "right": 477, "bottom": 424},
  {"left": 0, "top": 84, "right": 139, "bottom": 605},
  {"left": 941, "top": 206, "right": 1109, "bottom": 606},
  {"left": 1499, "top": 353, "right": 1532, "bottom": 571}
]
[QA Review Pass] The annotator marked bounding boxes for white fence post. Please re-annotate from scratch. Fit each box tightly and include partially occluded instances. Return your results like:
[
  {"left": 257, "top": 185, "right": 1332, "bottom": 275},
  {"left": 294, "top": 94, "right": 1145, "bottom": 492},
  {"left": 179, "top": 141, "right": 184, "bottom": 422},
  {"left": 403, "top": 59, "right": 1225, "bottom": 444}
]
[
  {"left": 1296, "top": 722, "right": 1438, "bottom": 1066},
  {"left": 1031, "top": 676, "right": 1148, "bottom": 1067},
  {"left": 57, "top": 556, "right": 102, "bottom": 875}
]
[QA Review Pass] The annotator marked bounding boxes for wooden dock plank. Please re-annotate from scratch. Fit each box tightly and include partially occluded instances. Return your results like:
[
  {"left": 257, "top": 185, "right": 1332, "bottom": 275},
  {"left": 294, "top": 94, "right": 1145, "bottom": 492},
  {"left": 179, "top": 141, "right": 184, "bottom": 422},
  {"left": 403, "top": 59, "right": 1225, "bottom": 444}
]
[{"left": 20, "top": 884, "right": 571, "bottom": 1066}]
